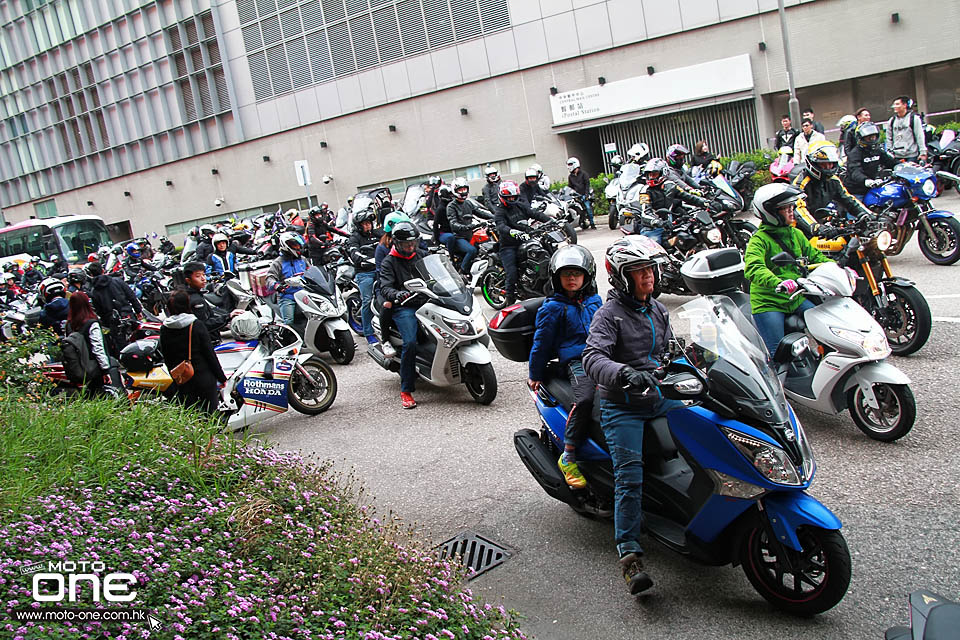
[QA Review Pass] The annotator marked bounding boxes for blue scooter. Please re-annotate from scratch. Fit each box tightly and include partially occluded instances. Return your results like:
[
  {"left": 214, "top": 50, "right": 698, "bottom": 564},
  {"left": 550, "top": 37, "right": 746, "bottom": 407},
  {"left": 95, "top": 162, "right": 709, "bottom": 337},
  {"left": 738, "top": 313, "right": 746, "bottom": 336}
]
[
  {"left": 863, "top": 163, "right": 960, "bottom": 265},
  {"left": 491, "top": 292, "right": 851, "bottom": 615}
]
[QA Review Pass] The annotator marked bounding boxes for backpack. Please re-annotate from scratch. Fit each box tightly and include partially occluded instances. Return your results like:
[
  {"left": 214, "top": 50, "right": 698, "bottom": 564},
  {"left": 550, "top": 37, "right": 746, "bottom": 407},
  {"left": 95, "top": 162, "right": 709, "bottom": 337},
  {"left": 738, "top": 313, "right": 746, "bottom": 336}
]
[{"left": 61, "top": 321, "right": 102, "bottom": 384}]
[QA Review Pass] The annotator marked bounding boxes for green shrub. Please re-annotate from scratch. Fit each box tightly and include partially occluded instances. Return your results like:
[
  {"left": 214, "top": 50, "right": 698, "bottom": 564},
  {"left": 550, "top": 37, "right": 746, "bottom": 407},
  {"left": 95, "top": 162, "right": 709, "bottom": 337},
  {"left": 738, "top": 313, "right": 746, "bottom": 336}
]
[
  {"left": 549, "top": 179, "right": 567, "bottom": 192},
  {"left": 0, "top": 327, "right": 58, "bottom": 402},
  {"left": 934, "top": 121, "right": 960, "bottom": 134}
]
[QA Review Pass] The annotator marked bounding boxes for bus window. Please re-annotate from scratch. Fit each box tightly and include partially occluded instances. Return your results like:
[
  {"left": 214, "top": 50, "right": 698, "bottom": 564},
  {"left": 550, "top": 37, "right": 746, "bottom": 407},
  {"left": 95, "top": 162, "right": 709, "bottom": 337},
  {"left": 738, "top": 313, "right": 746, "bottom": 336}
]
[{"left": 54, "top": 219, "right": 112, "bottom": 262}]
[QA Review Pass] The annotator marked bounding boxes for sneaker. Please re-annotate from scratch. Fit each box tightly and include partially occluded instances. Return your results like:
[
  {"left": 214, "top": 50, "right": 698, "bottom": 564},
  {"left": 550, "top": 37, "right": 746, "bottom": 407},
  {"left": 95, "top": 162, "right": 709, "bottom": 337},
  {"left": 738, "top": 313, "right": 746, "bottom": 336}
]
[
  {"left": 590, "top": 224, "right": 597, "bottom": 230},
  {"left": 400, "top": 392, "right": 417, "bottom": 409},
  {"left": 619, "top": 553, "right": 653, "bottom": 595},
  {"left": 381, "top": 341, "right": 397, "bottom": 358},
  {"left": 366, "top": 335, "right": 378, "bottom": 345},
  {"left": 558, "top": 454, "right": 587, "bottom": 489}
]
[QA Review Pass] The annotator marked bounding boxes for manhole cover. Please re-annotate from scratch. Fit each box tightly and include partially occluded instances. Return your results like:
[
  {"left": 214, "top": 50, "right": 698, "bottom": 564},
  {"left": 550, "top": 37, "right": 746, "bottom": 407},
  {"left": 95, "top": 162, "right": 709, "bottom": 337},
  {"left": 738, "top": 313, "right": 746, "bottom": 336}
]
[{"left": 437, "top": 531, "right": 511, "bottom": 580}]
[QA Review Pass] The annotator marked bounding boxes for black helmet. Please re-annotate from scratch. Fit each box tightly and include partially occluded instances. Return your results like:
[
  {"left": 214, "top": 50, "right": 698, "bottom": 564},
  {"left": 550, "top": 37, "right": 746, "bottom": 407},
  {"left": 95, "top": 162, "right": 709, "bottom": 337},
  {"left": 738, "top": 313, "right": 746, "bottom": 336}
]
[
  {"left": 855, "top": 122, "right": 880, "bottom": 150},
  {"left": 438, "top": 184, "right": 454, "bottom": 204},
  {"left": 354, "top": 209, "right": 377, "bottom": 227},
  {"left": 120, "top": 340, "right": 161, "bottom": 373},
  {"left": 549, "top": 245, "right": 596, "bottom": 296},
  {"left": 391, "top": 221, "right": 419, "bottom": 257}
]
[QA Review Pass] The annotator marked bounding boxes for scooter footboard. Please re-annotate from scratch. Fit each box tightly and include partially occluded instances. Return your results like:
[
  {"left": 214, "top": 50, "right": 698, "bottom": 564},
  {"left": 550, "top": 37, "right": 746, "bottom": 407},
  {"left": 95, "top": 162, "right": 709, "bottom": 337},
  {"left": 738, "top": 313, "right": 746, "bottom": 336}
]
[
  {"left": 514, "top": 428, "right": 577, "bottom": 505},
  {"left": 762, "top": 492, "right": 842, "bottom": 552}
]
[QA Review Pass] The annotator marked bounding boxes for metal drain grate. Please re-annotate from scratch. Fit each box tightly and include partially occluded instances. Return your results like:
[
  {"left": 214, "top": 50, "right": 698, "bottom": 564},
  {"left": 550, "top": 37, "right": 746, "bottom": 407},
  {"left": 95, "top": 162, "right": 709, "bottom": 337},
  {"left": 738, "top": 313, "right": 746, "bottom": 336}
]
[{"left": 437, "top": 531, "right": 511, "bottom": 580}]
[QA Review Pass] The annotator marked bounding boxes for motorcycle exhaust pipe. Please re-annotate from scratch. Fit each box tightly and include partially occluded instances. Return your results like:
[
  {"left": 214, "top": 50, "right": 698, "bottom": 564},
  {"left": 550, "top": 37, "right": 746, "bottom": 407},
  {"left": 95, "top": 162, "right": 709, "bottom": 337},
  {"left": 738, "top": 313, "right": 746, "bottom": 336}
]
[
  {"left": 514, "top": 428, "right": 579, "bottom": 504},
  {"left": 367, "top": 342, "right": 400, "bottom": 372},
  {"left": 935, "top": 170, "right": 960, "bottom": 185}
]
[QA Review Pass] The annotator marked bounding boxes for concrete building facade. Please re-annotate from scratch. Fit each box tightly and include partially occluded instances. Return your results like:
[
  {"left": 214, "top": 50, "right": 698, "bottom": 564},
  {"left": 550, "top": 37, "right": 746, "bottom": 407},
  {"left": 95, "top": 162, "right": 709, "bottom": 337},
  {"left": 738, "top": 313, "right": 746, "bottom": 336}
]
[{"left": 0, "top": 0, "right": 957, "bottom": 239}]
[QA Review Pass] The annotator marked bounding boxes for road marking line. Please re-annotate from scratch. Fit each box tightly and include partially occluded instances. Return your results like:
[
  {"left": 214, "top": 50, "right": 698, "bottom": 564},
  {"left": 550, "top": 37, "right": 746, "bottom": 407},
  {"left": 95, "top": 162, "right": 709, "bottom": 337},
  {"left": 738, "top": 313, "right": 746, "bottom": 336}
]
[
  {"left": 933, "top": 317, "right": 960, "bottom": 323},
  {"left": 926, "top": 294, "right": 960, "bottom": 299}
]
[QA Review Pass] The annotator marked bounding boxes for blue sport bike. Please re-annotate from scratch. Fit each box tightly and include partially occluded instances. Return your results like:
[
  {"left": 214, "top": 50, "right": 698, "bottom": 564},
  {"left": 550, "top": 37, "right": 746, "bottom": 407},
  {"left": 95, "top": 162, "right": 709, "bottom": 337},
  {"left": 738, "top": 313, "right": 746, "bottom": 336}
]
[
  {"left": 864, "top": 163, "right": 960, "bottom": 265},
  {"left": 492, "top": 294, "right": 852, "bottom": 615}
]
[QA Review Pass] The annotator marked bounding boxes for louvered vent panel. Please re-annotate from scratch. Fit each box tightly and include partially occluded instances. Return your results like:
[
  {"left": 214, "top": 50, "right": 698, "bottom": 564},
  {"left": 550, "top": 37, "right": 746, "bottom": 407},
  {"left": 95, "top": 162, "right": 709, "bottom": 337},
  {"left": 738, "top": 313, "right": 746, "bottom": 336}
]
[
  {"left": 306, "top": 30, "right": 333, "bottom": 82},
  {"left": 372, "top": 7, "right": 401, "bottom": 63},
  {"left": 185, "top": 19, "right": 199, "bottom": 44},
  {"left": 266, "top": 44, "right": 292, "bottom": 94},
  {"left": 167, "top": 27, "right": 182, "bottom": 51},
  {"left": 286, "top": 37, "right": 312, "bottom": 88},
  {"left": 349, "top": 14, "right": 377, "bottom": 70},
  {"left": 451, "top": 0, "right": 480, "bottom": 40},
  {"left": 189, "top": 46, "right": 203, "bottom": 70},
  {"left": 257, "top": 0, "right": 278, "bottom": 18},
  {"left": 480, "top": 0, "right": 509, "bottom": 33},
  {"left": 248, "top": 51, "right": 272, "bottom": 100},
  {"left": 200, "top": 12, "right": 216, "bottom": 39},
  {"left": 180, "top": 79, "right": 197, "bottom": 120},
  {"left": 96, "top": 111, "right": 109, "bottom": 146},
  {"left": 344, "top": 0, "right": 367, "bottom": 16},
  {"left": 197, "top": 74, "right": 213, "bottom": 117},
  {"left": 261, "top": 15, "right": 281, "bottom": 45},
  {"left": 173, "top": 52, "right": 187, "bottom": 77},
  {"left": 396, "top": 0, "right": 426, "bottom": 56},
  {"left": 277, "top": 0, "right": 297, "bottom": 8},
  {"left": 422, "top": 0, "right": 453, "bottom": 48},
  {"left": 321, "top": 0, "right": 345, "bottom": 23},
  {"left": 328, "top": 22, "right": 355, "bottom": 76},
  {"left": 280, "top": 8, "right": 302, "bottom": 37},
  {"left": 212, "top": 66, "right": 230, "bottom": 110},
  {"left": 368, "top": 0, "right": 392, "bottom": 7},
  {"left": 301, "top": 1, "right": 324, "bottom": 31},
  {"left": 242, "top": 24, "right": 262, "bottom": 51},
  {"left": 206, "top": 40, "right": 222, "bottom": 65},
  {"left": 237, "top": 0, "right": 257, "bottom": 23}
]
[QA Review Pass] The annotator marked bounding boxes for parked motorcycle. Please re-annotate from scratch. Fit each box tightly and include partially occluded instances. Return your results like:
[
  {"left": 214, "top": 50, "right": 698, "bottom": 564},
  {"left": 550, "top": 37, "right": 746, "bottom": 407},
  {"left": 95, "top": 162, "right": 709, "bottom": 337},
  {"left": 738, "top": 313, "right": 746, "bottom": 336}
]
[
  {"left": 605, "top": 174, "right": 621, "bottom": 229},
  {"left": 685, "top": 248, "right": 916, "bottom": 441},
  {"left": 769, "top": 147, "right": 800, "bottom": 184},
  {"left": 885, "top": 590, "right": 960, "bottom": 640},
  {"left": 531, "top": 192, "right": 578, "bottom": 244},
  {"left": 613, "top": 164, "right": 645, "bottom": 231},
  {"left": 864, "top": 163, "right": 960, "bottom": 265},
  {"left": 368, "top": 254, "right": 497, "bottom": 404},
  {"left": 479, "top": 220, "right": 569, "bottom": 310},
  {"left": 285, "top": 266, "right": 355, "bottom": 365},
  {"left": 927, "top": 128, "right": 960, "bottom": 196},
  {"left": 491, "top": 292, "right": 851, "bottom": 615},
  {"left": 697, "top": 174, "right": 758, "bottom": 252},
  {"left": 811, "top": 216, "right": 931, "bottom": 356}
]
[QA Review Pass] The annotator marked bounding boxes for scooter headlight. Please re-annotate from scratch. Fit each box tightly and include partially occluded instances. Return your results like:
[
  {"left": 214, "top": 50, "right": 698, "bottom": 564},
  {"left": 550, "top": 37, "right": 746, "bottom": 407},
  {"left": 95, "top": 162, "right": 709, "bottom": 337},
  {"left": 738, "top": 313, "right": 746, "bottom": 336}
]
[
  {"left": 444, "top": 317, "right": 475, "bottom": 336},
  {"left": 306, "top": 295, "right": 337, "bottom": 317},
  {"left": 829, "top": 326, "right": 890, "bottom": 358},
  {"left": 706, "top": 228, "right": 723, "bottom": 244},
  {"left": 722, "top": 428, "right": 802, "bottom": 486},
  {"left": 921, "top": 178, "right": 936, "bottom": 197},
  {"left": 875, "top": 230, "right": 893, "bottom": 252}
]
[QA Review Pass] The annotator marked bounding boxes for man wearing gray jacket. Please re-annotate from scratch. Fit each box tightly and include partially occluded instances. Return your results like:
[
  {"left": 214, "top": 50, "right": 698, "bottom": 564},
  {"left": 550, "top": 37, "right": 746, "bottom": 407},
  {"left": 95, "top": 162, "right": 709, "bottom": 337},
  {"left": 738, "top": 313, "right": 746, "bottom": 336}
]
[
  {"left": 885, "top": 96, "right": 927, "bottom": 164},
  {"left": 582, "top": 235, "right": 684, "bottom": 597}
]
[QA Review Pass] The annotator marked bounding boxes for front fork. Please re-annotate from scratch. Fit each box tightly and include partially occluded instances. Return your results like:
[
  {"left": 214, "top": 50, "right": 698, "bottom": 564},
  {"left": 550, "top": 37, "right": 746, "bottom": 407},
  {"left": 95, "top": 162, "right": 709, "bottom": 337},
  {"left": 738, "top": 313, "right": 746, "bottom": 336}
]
[{"left": 855, "top": 247, "right": 892, "bottom": 309}]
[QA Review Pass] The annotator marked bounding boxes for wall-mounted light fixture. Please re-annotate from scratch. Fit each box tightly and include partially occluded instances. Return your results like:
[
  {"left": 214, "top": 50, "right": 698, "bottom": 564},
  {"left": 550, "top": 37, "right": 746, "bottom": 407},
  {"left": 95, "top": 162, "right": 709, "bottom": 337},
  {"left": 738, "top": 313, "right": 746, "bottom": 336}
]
[
  {"left": 86, "top": 201, "right": 94, "bottom": 207},
  {"left": 549, "top": 86, "right": 558, "bottom": 95},
  {"left": 891, "top": 12, "right": 899, "bottom": 23},
  {"left": 388, "top": 124, "right": 397, "bottom": 132},
  {"left": 211, "top": 168, "right": 218, "bottom": 175},
  {"left": 320, "top": 141, "right": 328, "bottom": 148},
  {"left": 598, "top": 76, "right": 606, "bottom": 86},
  {"left": 758, "top": 41, "right": 766, "bottom": 51},
  {"left": 262, "top": 155, "right": 270, "bottom": 162},
  {"left": 165, "top": 180, "right": 173, "bottom": 186},
  {"left": 460, "top": 107, "right": 468, "bottom": 115},
  {"left": 647, "top": 66, "right": 655, "bottom": 76},
  {"left": 123, "top": 191, "right": 131, "bottom": 197}
]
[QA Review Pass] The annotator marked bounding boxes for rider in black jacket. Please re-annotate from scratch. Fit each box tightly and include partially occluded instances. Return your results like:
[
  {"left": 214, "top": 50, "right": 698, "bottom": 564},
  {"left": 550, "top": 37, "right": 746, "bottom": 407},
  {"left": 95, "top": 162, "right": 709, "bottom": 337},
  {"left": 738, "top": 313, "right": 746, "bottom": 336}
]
[
  {"left": 447, "top": 178, "right": 494, "bottom": 275},
  {"left": 305, "top": 206, "right": 348, "bottom": 265},
  {"left": 639, "top": 158, "right": 716, "bottom": 244},
  {"left": 346, "top": 209, "right": 381, "bottom": 343},
  {"left": 482, "top": 165, "right": 501, "bottom": 208},
  {"left": 519, "top": 167, "right": 547, "bottom": 204},
  {"left": 493, "top": 180, "right": 552, "bottom": 305},
  {"left": 843, "top": 122, "right": 897, "bottom": 197}
]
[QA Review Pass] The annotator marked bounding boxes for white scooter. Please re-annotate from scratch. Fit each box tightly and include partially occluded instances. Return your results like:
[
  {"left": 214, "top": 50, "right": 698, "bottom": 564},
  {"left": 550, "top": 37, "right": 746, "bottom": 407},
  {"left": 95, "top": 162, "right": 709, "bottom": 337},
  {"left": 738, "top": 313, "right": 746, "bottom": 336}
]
[
  {"left": 284, "top": 266, "right": 356, "bottom": 365},
  {"left": 368, "top": 254, "right": 498, "bottom": 404},
  {"left": 216, "top": 318, "right": 338, "bottom": 431}
]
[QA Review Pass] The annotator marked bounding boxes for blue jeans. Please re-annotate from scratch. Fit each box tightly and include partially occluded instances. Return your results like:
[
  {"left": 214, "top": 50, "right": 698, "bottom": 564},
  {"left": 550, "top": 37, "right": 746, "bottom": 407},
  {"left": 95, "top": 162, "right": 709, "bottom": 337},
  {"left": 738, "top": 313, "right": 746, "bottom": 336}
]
[
  {"left": 354, "top": 270, "right": 375, "bottom": 337},
  {"left": 499, "top": 246, "right": 519, "bottom": 298},
  {"left": 600, "top": 397, "right": 685, "bottom": 557},
  {"left": 438, "top": 232, "right": 457, "bottom": 255},
  {"left": 640, "top": 227, "right": 664, "bottom": 245},
  {"left": 452, "top": 237, "right": 478, "bottom": 274},
  {"left": 393, "top": 307, "right": 419, "bottom": 393},
  {"left": 753, "top": 299, "right": 815, "bottom": 357},
  {"left": 279, "top": 297, "right": 297, "bottom": 326},
  {"left": 583, "top": 198, "right": 595, "bottom": 226}
]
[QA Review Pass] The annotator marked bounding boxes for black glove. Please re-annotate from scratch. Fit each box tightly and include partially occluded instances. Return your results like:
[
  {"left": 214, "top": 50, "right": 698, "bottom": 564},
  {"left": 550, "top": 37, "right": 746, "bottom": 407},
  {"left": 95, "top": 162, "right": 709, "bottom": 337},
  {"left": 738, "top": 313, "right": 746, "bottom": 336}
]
[
  {"left": 817, "top": 225, "right": 841, "bottom": 239},
  {"left": 619, "top": 366, "right": 659, "bottom": 394},
  {"left": 709, "top": 199, "right": 724, "bottom": 213},
  {"left": 396, "top": 291, "right": 414, "bottom": 304}
]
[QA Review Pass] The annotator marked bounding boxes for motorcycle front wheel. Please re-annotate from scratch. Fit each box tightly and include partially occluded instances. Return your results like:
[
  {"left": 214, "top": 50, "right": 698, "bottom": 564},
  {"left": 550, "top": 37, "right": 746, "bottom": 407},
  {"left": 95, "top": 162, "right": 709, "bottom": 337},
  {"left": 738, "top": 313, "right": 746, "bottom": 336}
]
[
  {"left": 345, "top": 294, "right": 364, "bottom": 336},
  {"left": 867, "top": 284, "right": 931, "bottom": 356},
  {"left": 608, "top": 203, "right": 619, "bottom": 230},
  {"left": 480, "top": 267, "right": 507, "bottom": 310},
  {"left": 463, "top": 362, "right": 497, "bottom": 405},
  {"left": 740, "top": 524, "right": 851, "bottom": 616},
  {"left": 328, "top": 329, "right": 356, "bottom": 365},
  {"left": 562, "top": 222, "right": 578, "bottom": 245},
  {"left": 288, "top": 358, "right": 337, "bottom": 414},
  {"left": 917, "top": 215, "right": 960, "bottom": 265},
  {"left": 847, "top": 382, "right": 915, "bottom": 442}
]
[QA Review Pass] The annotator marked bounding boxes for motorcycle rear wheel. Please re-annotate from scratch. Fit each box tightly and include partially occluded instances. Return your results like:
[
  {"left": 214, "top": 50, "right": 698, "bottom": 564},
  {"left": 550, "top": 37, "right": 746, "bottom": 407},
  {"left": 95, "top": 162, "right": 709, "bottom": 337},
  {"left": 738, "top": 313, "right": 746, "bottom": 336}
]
[
  {"left": 562, "top": 223, "right": 578, "bottom": 245},
  {"left": 464, "top": 362, "right": 497, "bottom": 405},
  {"left": 288, "top": 358, "right": 337, "bottom": 414},
  {"left": 917, "top": 216, "right": 960, "bottom": 265},
  {"left": 480, "top": 267, "right": 507, "bottom": 310},
  {"left": 328, "top": 329, "right": 356, "bottom": 365},
  {"left": 740, "top": 525, "right": 851, "bottom": 616},
  {"left": 608, "top": 203, "right": 619, "bottom": 230},
  {"left": 869, "top": 284, "right": 931, "bottom": 356},
  {"left": 847, "top": 382, "right": 915, "bottom": 442}
]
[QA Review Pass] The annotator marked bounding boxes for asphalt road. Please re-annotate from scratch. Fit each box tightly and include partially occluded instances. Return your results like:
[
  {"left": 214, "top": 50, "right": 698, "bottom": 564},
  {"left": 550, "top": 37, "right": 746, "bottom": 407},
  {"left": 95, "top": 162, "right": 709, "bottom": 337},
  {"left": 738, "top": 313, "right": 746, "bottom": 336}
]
[{"left": 253, "top": 193, "right": 960, "bottom": 640}]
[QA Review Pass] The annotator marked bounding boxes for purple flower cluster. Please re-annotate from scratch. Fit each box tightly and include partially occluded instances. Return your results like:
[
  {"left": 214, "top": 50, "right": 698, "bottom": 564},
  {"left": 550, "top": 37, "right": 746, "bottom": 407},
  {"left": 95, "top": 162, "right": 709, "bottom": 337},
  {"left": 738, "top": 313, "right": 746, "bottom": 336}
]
[{"left": 0, "top": 442, "right": 527, "bottom": 639}]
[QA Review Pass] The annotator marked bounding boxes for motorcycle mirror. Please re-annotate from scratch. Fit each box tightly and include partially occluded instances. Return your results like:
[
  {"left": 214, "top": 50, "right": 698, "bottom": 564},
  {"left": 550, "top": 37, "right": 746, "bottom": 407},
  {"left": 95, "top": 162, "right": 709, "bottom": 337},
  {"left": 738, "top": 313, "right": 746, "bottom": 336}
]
[
  {"left": 935, "top": 170, "right": 960, "bottom": 185},
  {"left": 770, "top": 252, "right": 796, "bottom": 267},
  {"left": 661, "top": 372, "right": 705, "bottom": 400},
  {"left": 403, "top": 278, "right": 428, "bottom": 291}
]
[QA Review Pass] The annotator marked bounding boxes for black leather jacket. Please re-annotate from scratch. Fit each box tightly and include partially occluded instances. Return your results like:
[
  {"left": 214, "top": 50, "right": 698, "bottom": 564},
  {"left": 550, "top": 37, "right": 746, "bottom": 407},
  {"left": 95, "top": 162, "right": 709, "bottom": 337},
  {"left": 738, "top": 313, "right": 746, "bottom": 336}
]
[
  {"left": 447, "top": 199, "right": 493, "bottom": 239},
  {"left": 493, "top": 201, "right": 551, "bottom": 247},
  {"left": 843, "top": 145, "right": 897, "bottom": 195},
  {"left": 346, "top": 227, "right": 380, "bottom": 272},
  {"left": 792, "top": 170, "right": 872, "bottom": 237},
  {"left": 643, "top": 179, "right": 710, "bottom": 217}
]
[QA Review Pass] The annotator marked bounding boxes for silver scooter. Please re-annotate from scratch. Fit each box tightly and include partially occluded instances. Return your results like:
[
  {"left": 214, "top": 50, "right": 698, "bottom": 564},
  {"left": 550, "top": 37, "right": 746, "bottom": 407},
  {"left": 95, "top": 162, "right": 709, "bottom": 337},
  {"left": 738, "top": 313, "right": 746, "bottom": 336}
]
[
  {"left": 767, "top": 255, "right": 915, "bottom": 442},
  {"left": 285, "top": 266, "right": 355, "bottom": 365}
]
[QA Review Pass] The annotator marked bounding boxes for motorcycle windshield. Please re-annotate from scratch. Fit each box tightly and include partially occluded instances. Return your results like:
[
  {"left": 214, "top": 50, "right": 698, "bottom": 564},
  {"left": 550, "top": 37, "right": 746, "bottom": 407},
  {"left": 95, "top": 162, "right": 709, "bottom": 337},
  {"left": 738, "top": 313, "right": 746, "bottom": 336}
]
[
  {"left": 302, "top": 266, "right": 337, "bottom": 297},
  {"left": 620, "top": 165, "right": 641, "bottom": 193},
  {"left": 940, "top": 129, "right": 956, "bottom": 148},
  {"left": 411, "top": 254, "right": 472, "bottom": 310},
  {"left": 709, "top": 175, "right": 739, "bottom": 201},
  {"left": 352, "top": 195, "right": 374, "bottom": 215},
  {"left": 892, "top": 163, "right": 931, "bottom": 183},
  {"left": 402, "top": 185, "right": 426, "bottom": 216},
  {"left": 673, "top": 296, "right": 790, "bottom": 425}
]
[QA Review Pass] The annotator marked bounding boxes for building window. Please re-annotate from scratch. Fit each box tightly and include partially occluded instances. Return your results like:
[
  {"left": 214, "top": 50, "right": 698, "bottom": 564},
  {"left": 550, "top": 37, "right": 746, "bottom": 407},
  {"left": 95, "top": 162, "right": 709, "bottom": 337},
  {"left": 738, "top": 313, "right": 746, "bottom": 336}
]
[{"left": 33, "top": 198, "right": 58, "bottom": 219}]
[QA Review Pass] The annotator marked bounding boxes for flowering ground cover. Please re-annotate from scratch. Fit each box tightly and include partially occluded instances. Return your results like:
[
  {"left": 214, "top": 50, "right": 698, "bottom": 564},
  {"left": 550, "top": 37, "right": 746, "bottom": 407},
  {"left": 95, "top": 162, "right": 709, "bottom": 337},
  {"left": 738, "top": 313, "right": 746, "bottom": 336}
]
[{"left": 0, "top": 396, "right": 527, "bottom": 640}]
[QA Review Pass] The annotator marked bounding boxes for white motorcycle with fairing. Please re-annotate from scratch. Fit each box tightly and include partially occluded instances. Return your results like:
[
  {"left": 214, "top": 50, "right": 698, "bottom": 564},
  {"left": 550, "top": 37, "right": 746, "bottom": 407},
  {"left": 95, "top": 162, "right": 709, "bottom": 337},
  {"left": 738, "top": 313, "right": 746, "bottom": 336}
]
[{"left": 368, "top": 254, "right": 498, "bottom": 404}]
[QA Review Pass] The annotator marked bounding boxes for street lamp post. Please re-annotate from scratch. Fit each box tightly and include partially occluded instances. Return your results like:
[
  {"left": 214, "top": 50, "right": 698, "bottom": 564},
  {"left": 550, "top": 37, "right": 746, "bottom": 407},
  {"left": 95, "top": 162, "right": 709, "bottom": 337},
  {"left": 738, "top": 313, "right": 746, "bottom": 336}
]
[{"left": 777, "top": 0, "right": 801, "bottom": 126}]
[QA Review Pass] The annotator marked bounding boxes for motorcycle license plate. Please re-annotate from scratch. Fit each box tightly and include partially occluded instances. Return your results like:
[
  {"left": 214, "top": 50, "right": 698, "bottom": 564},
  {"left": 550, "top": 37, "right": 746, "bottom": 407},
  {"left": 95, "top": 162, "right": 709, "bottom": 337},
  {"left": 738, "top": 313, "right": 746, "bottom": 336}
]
[
  {"left": 638, "top": 193, "right": 650, "bottom": 204},
  {"left": 238, "top": 377, "right": 289, "bottom": 412}
]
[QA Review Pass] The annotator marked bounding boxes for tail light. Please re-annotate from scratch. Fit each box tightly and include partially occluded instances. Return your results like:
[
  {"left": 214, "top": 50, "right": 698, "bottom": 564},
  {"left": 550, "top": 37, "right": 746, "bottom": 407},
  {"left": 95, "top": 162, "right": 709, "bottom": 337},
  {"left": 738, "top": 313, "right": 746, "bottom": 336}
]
[{"left": 489, "top": 303, "right": 522, "bottom": 330}]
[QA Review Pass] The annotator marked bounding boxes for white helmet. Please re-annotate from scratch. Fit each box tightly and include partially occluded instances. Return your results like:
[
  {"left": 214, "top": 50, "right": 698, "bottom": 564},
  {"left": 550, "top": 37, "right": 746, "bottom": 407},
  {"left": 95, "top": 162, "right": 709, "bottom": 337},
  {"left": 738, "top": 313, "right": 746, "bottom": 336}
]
[
  {"left": 566, "top": 157, "right": 580, "bottom": 171},
  {"left": 628, "top": 143, "right": 650, "bottom": 164},
  {"left": 753, "top": 183, "right": 803, "bottom": 227},
  {"left": 279, "top": 231, "right": 305, "bottom": 258},
  {"left": 530, "top": 163, "right": 543, "bottom": 177},
  {"left": 199, "top": 224, "right": 216, "bottom": 237},
  {"left": 230, "top": 311, "right": 261, "bottom": 341},
  {"left": 212, "top": 232, "right": 228, "bottom": 244}
]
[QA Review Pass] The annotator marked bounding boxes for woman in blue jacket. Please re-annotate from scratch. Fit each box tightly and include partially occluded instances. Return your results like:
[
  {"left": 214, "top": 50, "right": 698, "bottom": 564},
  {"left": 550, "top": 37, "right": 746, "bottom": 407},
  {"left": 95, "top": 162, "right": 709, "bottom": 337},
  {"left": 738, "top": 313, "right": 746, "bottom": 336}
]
[{"left": 528, "top": 244, "right": 602, "bottom": 490}]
